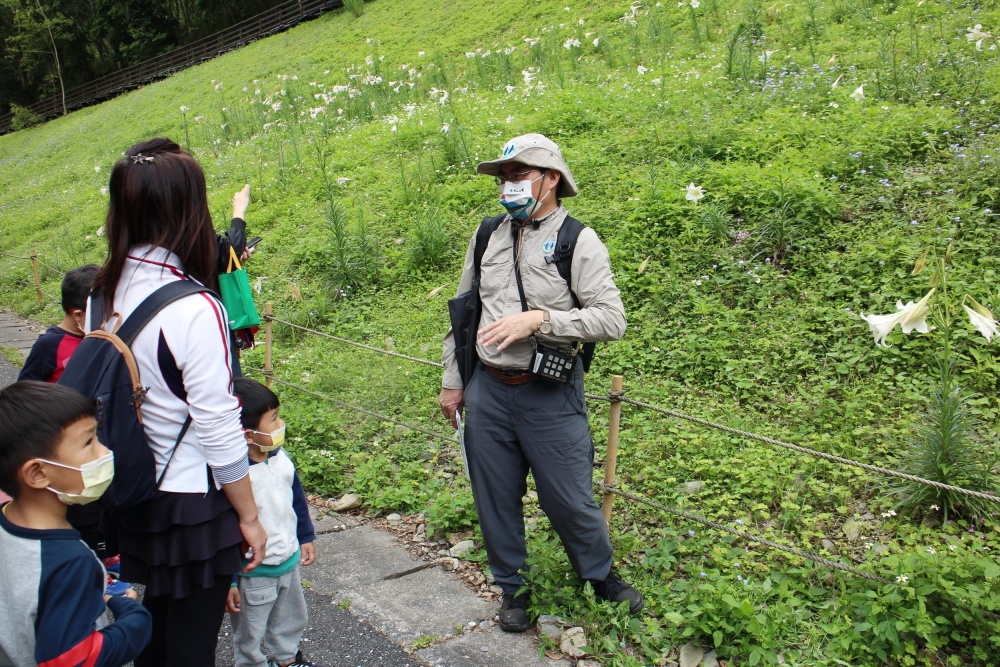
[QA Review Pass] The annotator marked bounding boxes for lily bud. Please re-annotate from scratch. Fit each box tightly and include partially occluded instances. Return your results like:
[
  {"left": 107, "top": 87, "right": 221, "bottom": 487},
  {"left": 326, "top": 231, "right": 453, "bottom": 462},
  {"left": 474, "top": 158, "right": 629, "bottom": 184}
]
[
  {"left": 638, "top": 256, "right": 650, "bottom": 276},
  {"left": 928, "top": 265, "right": 941, "bottom": 288},
  {"left": 911, "top": 247, "right": 931, "bottom": 276},
  {"left": 945, "top": 244, "right": 953, "bottom": 266}
]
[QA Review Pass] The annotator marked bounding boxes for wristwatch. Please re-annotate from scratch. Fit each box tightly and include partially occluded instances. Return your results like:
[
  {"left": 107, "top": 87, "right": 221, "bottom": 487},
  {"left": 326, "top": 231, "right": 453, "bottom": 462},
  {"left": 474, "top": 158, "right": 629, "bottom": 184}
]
[{"left": 538, "top": 310, "right": 553, "bottom": 335}]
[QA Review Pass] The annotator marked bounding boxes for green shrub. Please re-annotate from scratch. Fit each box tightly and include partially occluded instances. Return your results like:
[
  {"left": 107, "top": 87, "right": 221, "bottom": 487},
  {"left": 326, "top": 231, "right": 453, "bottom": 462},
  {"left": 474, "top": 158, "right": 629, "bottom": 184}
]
[{"left": 10, "top": 104, "right": 43, "bottom": 131}]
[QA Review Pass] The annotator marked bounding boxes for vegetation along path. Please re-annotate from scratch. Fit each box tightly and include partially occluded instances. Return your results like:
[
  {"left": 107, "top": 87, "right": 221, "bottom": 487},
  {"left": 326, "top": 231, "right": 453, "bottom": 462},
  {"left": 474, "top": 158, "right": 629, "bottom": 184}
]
[{"left": 2, "top": 0, "right": 1000, "bottom": 665}]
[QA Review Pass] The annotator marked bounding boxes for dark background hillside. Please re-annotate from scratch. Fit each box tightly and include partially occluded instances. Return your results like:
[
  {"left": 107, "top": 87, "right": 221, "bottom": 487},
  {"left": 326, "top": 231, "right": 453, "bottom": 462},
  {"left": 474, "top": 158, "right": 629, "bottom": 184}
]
[{"left": 0, "top": 0, "right": 285, "bottom": 115}]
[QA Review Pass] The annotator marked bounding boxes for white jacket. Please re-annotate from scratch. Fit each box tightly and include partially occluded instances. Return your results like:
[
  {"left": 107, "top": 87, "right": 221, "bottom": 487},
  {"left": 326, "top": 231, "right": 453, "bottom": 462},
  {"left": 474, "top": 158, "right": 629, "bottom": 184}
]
[{"left": 87, "top": 245, "right": 248, "bottom": 493}]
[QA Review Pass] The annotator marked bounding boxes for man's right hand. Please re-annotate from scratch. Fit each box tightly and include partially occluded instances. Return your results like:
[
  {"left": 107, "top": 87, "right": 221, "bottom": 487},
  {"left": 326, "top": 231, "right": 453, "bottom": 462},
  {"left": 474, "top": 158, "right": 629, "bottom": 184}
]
[{"left": 439, "top": 388, "right": 465, "bottom": 429}]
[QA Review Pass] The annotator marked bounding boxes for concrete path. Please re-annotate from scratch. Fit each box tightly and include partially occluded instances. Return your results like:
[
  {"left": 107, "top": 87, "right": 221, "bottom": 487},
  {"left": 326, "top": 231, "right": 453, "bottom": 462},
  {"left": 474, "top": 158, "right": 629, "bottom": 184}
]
[
  {"left": 0, "top": 309, "right": 43, "bottom": 361},
  {"left": 0, "top": 309, "right": 555, "bottom": 667}
]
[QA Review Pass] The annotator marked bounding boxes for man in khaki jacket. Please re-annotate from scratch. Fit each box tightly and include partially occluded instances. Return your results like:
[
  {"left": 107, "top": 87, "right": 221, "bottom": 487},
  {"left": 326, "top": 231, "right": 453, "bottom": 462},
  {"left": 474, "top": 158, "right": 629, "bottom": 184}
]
[{"left": 439, "top": 134, "right": 642, "bottom": 633}]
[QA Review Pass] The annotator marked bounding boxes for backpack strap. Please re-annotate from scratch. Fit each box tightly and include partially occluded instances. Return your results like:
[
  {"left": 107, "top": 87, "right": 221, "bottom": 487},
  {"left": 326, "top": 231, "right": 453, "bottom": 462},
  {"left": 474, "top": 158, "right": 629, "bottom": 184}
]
[
  {"left": 545, "top": 216, "right": 597, "bottom": 372},
  {"left": 546, "top": 215, "right": 586, "bottom": 308},
  {"left": 115, "top": 281, "right": 216, "bottom": 346},
  {"left": 470, "top": 214, "right": 507, "bottom": 313},
  {"left": 473, "top": 215, "right": 507, "bottom": 282},
  {"left": 156, "top": 415, "right": 192, "bottom": 490}
]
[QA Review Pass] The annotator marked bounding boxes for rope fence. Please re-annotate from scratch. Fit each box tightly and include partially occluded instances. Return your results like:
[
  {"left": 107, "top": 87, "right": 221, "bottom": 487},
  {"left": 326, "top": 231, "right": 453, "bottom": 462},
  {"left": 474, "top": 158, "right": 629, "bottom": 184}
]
[
  {"left": 268, "top": 316, "right": 444, "bottom": 368},
  {"left": 585, "top": 393, "right": 1000, "bottom": 505},
  {"left": 261, "top": 309, "right": 1000, "bottom": 506},
  {"left": 248, "top": 299, "right": 1000, "bottom": 593},
  {"left": 1, "top": 259, "right": 995, "bottom": 590},
  {"left": 244, "top": 366, "right": 455, "bottom": 443},
  {"left": 1, "top": 249, "right": 67, "bottom": 306},
  {"left": 35, "top": 258, "right": 66, "bottom": 276}
]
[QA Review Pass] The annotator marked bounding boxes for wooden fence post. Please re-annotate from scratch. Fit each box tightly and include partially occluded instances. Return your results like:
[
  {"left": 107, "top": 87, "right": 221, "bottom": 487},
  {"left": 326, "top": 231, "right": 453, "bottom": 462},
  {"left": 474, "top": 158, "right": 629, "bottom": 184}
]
[
  {"left": 264, "top": 302, "right": 273, "bottom": 387},
  {"left": 31, "top": 249, "right": 42, "bottom": 306},
  {"left": 601, "top": 374, "right": 624, "bottom": 527}
]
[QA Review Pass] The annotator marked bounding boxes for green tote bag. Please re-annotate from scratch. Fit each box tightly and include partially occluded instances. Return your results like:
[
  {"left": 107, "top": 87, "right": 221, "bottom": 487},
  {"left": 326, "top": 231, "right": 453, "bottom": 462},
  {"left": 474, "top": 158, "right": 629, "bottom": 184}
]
[{"left": 218, "top": 247, "right": 261, "bottom": 330}]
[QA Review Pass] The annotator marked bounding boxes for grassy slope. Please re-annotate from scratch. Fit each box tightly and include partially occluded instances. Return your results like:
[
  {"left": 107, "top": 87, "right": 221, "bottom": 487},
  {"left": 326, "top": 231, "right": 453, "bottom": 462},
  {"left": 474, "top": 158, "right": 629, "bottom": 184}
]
[{"left": 2, "top": 0, "right": 1000, "bottom": 664}]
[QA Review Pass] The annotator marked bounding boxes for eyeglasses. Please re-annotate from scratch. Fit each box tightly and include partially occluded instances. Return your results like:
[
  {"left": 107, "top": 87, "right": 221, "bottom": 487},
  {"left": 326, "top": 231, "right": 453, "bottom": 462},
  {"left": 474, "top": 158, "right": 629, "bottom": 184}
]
[{"left": 495, "top": 168, "right": 544, "bottom": 186}]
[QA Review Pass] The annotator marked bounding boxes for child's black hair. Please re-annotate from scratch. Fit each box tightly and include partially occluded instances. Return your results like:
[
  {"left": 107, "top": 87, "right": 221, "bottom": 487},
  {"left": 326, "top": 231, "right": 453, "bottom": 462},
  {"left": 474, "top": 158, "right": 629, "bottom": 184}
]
[
  {"left": 232, "top": 378, "right": 280, "bottom": 431},
  {"left": 0, "top": 382, "right": 96, "bottom": 499},
  {"left": 61, "top": 264, "right": 99, "bottom": 313}
]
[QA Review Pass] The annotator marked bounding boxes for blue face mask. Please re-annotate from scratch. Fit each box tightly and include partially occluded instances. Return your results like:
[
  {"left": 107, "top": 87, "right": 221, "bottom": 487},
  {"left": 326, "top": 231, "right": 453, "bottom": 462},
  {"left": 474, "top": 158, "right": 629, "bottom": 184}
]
[{"left": 499, "top": 174, "right": 549, "bottom": 221}]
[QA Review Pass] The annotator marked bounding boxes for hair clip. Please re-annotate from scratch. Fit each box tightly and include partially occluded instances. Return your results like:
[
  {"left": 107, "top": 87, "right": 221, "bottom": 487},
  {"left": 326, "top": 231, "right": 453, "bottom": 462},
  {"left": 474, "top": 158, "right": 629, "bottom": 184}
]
[{"left": 130, "top": 153, "right": 155, "bottom": 164}]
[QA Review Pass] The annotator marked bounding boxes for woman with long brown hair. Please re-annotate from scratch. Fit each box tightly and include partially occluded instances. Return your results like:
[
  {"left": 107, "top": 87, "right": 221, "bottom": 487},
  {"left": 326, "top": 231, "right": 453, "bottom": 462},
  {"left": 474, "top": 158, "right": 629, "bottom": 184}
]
[{"left": 91, "top": 137, "right": 267, "bottom": 666}]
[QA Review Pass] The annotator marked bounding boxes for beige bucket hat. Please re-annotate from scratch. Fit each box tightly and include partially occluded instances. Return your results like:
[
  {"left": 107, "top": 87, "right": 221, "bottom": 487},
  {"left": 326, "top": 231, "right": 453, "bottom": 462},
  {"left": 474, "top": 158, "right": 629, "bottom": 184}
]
[{"left": 477, "top": 133, "right": 579, "bottom": 198}]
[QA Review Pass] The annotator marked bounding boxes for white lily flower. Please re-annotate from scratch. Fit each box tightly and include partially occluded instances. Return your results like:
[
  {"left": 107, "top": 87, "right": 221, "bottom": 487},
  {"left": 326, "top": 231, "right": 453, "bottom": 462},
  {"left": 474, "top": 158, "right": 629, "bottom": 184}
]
[
  {"left": 963, "top": 305, "right": 999, "bottom": 342},
  {"left": 691, "top": 0, "right": 700, "bottom": 7},
  {"left": 900, "top": 289, "right": 935, "bottom": 334},
  {"left": 967, "top": 25, "right": 992, "bottom": 51},
  {"left": 637, "top": 65, "right": 650, "bottom": 75},
  {"left": 860, "top": 289, "right": 934, "bottom": 347},
  {"left": 758, "top": 50, "right": 777, "bottom": 65},
  {"left": 179, "top": 105, "right": 189, "bottom": 114},
  {"left": 685, "top": 183, "right": 706, "bottom": 203},
  {"left": 850, "top": 85, "right": 864, "bottom": 102}
]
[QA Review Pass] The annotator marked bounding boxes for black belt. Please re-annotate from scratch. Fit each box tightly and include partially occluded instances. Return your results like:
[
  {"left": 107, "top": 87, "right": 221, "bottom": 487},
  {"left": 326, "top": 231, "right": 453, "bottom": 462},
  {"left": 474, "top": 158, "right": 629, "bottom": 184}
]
[{"left": 483, "top": 365, "right": 535, "bottom": 385}]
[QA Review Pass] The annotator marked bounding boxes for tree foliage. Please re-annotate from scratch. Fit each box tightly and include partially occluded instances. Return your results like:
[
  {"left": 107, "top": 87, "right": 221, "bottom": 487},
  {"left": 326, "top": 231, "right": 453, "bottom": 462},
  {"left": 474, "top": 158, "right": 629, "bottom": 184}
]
[{"left": 0, "top": 0, "right": 286, "bottom": 115}]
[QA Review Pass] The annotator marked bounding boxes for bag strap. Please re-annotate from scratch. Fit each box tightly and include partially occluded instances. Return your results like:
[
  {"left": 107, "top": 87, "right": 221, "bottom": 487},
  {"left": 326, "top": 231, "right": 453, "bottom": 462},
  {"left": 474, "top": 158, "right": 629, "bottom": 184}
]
[
  {"left": 115, "top": 281, "right": 216, "bottom": 346},
  {"left": 227, "top": 246, "right": 242, "bottom": 273},
  {"left": 471, "top": 214, "right": 506, "bottom": 310},
  {"left": 512, "top": 227, "right": 530, "bottom": 314},
  {"left": 547, "top": 215, "right": 598, "bottom": 371},
  {"left": 155, "top": 415, "right": 192, "bottom": 490},
  {"left": 547, "top": 215, "right": 585, "bottom": 308},
  {"left": 472, "top": 214, "right": 506, "bottom": 284}
]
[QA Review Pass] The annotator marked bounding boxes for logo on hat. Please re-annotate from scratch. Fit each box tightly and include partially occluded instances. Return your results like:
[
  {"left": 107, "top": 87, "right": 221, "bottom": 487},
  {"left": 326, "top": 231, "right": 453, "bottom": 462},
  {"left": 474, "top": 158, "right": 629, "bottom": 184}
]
[{"left": 502, "top": 141, "right": 518, "bottom": 157}]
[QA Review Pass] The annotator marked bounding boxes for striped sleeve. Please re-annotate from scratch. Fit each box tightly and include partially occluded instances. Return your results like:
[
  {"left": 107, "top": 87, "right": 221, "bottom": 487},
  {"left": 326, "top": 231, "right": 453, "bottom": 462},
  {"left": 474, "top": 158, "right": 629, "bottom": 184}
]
[{"left": 212, "top": 456, "right": 250, "bottom": 485}]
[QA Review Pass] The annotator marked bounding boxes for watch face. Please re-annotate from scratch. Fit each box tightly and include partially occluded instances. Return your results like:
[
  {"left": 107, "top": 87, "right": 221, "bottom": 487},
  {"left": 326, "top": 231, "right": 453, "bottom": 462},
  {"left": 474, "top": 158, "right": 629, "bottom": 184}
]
[{"left": 540, "top": 322, "right": 553, "bottom": 334}]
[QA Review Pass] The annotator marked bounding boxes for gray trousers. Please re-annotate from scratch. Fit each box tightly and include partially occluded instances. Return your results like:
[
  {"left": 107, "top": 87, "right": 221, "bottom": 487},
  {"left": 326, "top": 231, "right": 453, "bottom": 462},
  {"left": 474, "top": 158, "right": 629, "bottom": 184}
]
[
  {"left": 230, "top": 567, "right": 307, "bottom": 667},
  {"left": 464, "top": 362, "right": 613, "bottom": 595}
]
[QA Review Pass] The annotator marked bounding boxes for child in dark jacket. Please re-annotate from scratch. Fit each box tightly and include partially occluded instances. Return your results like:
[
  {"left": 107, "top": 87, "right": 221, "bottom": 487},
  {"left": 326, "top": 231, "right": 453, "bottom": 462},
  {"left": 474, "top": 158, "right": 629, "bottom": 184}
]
[
  {"left": 0, "top": 382, "right": 151, "bottom": 666},
  {"left": 18, "top": 264, "right": 99, "bottom": 383}
]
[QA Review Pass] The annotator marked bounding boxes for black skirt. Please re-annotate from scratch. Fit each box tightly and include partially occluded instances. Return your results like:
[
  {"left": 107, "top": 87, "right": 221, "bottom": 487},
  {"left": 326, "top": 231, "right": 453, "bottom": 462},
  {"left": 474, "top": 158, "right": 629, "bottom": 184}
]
[{"left": 116, "top": 479, "right": 243, "bottom": 599}]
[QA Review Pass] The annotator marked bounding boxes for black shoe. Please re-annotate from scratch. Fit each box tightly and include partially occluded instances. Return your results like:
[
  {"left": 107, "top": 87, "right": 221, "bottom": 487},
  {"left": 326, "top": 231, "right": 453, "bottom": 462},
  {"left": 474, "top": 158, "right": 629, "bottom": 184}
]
[
  {"left": 267, "top": 650, "right": 322, "bottom": 667},
  {"left": 589, "top": 571, "right": 644, "bottom": 614},
  {"left": 497, "top": 592, "right": 531, "bottom": 633}
]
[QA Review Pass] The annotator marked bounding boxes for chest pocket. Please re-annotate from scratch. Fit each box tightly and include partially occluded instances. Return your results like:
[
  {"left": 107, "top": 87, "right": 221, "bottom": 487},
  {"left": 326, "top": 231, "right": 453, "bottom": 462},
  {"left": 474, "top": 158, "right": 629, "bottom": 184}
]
[
  {"left": 521, "top": 251, "right": 571, "bottom": 309},
  {"left": 479, "top": 243, "right": 512, "bottom": 299}
]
